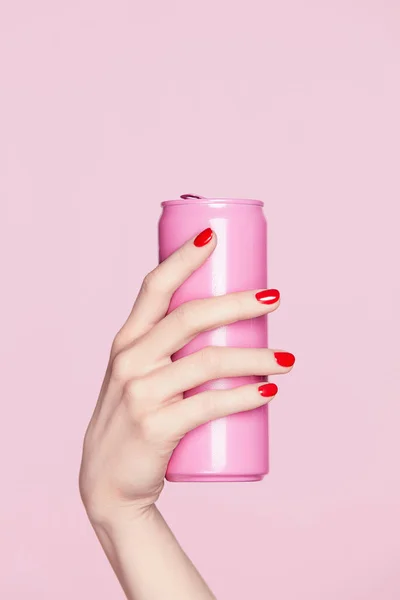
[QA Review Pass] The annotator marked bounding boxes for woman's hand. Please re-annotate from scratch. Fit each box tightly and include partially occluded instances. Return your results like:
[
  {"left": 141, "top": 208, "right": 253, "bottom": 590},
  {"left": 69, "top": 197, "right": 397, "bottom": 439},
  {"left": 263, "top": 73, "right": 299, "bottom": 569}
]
[
  {"left": 79, "top": 228, "right": 295, "bottom": 600},
  {"left": 79, "top": 228, "right": 294, "bottom": 521}
]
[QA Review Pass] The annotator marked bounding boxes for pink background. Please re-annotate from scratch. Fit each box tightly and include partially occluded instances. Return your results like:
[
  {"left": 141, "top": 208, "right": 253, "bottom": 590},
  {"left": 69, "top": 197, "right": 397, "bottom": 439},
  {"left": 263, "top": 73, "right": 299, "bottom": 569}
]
[{"left": 1, "top": 1, "right": 400, "bottom": 598}]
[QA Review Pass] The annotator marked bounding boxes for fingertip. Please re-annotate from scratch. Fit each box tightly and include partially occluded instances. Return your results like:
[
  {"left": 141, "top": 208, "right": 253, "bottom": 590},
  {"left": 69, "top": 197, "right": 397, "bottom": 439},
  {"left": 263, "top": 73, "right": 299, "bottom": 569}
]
[
  {"left": 193, "top": 227, "right": 214, "bottom": 247},
  {"left": 258, "top": 382, "right": 278, "bottom": 398},
  {"left": 274, "top": 351, "right": 296, "bottom": 368},
  {"left": 255, "top": 288, "right": 281, "bottom": 305}
]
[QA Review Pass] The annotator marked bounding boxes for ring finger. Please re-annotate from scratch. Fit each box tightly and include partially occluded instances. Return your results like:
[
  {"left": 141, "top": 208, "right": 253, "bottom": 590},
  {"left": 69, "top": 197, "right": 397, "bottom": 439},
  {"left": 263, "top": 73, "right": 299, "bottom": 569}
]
[{"left": 125, "top": 346, "right": 295, "bottom": 406}]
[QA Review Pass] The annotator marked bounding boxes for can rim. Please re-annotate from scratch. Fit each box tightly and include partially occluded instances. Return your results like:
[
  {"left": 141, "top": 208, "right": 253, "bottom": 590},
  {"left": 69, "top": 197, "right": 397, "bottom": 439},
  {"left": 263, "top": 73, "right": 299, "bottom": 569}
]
[{"left": 161, "top": 197, "right": 264, "bottom": 207}]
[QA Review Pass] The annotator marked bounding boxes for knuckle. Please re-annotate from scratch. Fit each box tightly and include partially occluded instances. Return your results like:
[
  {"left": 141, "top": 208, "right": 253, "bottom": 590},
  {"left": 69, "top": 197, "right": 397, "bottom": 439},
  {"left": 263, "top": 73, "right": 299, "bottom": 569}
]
[
  {"left": 110, "top": 351, "right": 131, "bottom": 381},
  {"left": 198, "top": 346, "right": 220, "bottom": 373},
  {"left": 111, "top": 331, "right": 125, "bottom": 356},
  {"left": 123, "top": 392, "right": 147, "bottom": 424},
  {"left": 110, "top": 348, "right": 141, "bottom": 381},
  {"left": 142, "top": 269, "right": 160, "bottom": 294},
  {"left": 201, "top": 392, "right": 219, "bottom": 419},
  {"left": 230, "top": 292, "right": 247, "bottom": 315},
  {"left": 173, "top": 303, "right": 190, "bottom": 326},
  {"left": 138, "top": 413, "right": 165, "bottom": 443},
  {"left": 124, "top": 378, "right": 147, "bottom": 401},
  {"left": 174, "top": 300, "right": 200, "bottom": 332},
  {"left": 175, "top": 246, "right": 191, "bottom": 269}
]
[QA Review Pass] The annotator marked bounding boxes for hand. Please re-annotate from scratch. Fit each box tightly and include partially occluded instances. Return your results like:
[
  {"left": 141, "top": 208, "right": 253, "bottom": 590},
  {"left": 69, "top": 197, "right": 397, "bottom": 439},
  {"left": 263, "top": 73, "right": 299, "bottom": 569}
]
[{"left": 79, "top": 229, "right": 295, "bottom": 526}]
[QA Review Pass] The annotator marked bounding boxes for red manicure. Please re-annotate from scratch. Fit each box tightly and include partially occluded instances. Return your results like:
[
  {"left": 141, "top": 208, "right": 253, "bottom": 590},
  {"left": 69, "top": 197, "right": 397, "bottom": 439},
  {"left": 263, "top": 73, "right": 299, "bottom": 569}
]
[
  {"left": 194, "top": 227, "right": 213, "bottom": 247},
  {"left": 258, "top": 382, "right": 278, "bottom": 397},
  {"left": 255, "top": 289, "right": 280, "bottom": 304},
  {"left": 274, "top": 352, "right": 296, "bottom": 367}
]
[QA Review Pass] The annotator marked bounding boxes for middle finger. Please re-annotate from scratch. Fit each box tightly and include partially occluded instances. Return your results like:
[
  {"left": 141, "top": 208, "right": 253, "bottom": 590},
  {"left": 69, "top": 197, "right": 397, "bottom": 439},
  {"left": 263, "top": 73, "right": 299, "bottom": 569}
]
[{"left": 136, "top": 288, "right": 280, "bottom": 360}]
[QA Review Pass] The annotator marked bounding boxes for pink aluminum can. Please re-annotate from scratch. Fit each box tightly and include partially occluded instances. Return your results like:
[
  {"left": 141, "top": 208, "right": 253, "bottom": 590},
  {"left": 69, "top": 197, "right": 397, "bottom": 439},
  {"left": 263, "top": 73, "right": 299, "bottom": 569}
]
[{"left": 158, "top": 194, "right": 268, "bottom": 482}]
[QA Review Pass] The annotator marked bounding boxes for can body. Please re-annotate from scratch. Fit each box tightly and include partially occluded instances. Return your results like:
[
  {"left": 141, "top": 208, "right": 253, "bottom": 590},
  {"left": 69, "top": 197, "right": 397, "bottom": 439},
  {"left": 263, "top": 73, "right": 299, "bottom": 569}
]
[{"left": 158, "top": 196, "right": 268, "bottom": 482}]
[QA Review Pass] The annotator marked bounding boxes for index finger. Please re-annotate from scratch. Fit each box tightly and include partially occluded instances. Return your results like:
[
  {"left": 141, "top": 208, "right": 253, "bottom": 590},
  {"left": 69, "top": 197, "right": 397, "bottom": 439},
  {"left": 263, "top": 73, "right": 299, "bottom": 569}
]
[{"left": 113, "top": 228, "right": 216, "bottom": 353}]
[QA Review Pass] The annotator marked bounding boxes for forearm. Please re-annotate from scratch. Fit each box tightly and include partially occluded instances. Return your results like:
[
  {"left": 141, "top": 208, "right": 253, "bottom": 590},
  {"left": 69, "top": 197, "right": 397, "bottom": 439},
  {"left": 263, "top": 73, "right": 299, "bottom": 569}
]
[{"left": 92, "top": 506, "right": 216, "bottom": 600}]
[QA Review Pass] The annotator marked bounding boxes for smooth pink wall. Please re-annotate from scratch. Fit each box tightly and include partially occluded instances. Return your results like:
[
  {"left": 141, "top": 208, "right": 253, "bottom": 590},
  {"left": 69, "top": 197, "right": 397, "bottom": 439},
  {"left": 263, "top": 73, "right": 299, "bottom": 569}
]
[{"left": 1, "top": 1, "right": 400, "bottom": 598}]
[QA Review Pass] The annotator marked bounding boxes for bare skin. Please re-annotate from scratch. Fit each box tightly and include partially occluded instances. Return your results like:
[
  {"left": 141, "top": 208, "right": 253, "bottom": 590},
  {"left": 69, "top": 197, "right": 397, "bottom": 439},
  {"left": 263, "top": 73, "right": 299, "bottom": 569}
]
[{"left": 79, "top": 229, "right": 295, "bottom": 599}]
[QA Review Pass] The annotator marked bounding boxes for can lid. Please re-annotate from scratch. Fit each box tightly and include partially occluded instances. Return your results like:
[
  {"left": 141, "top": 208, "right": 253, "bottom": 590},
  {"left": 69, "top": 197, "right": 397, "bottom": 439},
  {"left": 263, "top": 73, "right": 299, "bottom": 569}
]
[{"left": 162, "top": 193, "right": 264, "bottom": 207}]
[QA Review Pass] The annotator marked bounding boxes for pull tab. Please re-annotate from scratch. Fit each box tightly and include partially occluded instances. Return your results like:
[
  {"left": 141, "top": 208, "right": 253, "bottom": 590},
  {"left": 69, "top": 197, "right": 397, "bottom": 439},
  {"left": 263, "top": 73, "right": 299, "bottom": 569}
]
[{"left": 180, "top": 193, "right": 206, "bottom": 200}]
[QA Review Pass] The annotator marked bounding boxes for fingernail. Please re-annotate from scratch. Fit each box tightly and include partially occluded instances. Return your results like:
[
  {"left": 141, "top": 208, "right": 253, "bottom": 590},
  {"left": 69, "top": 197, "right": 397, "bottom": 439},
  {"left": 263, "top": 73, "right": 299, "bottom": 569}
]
[
  {"left": 274, "top": 351, "right": 296, "bottom": 367},
  {"left": 194, "top": 227, "right": 213, "bottom": 247},
  {"left": 255, "top": 289, "right": 280, "bottom": 304},
  {"left": 258, "top": 382, "right": 278, "bottom": 397}
]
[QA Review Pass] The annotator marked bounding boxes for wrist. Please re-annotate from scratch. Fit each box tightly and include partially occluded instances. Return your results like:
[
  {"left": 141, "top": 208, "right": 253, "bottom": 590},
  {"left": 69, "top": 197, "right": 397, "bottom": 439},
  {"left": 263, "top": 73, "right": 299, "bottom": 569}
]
[{"left": 87, "top": 499, "right": 157, "bottom": 535}]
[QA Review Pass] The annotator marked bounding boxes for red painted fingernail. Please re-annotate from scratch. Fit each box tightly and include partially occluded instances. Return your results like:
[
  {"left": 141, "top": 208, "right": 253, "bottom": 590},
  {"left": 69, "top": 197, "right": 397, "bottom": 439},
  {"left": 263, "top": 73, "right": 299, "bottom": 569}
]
[
  {"left": 258, "top": 382, "right": 278, "bottom": 397},
  {"left": 194, "top": 227, "right": 213, "bottom": 247},
  {"left": 274, "top": 352, "right": 296, "bottom": 367},
  {"left": 255, "top": 289, "right": 280, "bottom": 304}
]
